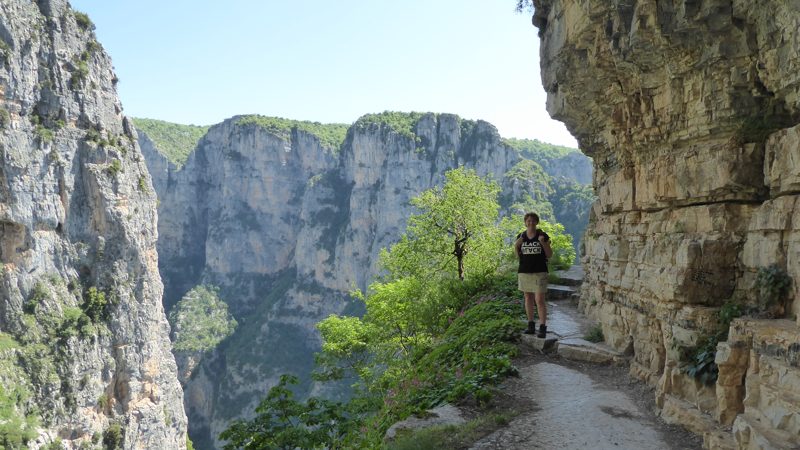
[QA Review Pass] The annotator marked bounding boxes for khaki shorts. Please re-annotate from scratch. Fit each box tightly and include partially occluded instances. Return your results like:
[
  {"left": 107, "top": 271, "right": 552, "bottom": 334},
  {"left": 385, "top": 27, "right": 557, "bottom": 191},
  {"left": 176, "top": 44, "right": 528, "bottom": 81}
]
[{"left": 518, "top": 272, "right": 548, "bottom": 293}]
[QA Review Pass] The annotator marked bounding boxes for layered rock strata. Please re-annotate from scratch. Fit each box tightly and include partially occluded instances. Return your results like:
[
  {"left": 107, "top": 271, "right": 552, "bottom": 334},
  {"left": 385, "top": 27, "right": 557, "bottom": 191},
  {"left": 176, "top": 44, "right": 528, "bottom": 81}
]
[
  {"left": 0, "top": 1, "right": 186, "bottom": 447},
  {"left": 533, "top": 0, "right": 800, "bottom": 448}
]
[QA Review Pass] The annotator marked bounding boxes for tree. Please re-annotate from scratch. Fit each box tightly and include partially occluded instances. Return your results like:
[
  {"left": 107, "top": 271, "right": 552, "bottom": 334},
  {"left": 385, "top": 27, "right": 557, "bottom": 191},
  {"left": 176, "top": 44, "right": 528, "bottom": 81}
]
[{"left": 382, "top": 167, "right": 506, "bottom": 281}]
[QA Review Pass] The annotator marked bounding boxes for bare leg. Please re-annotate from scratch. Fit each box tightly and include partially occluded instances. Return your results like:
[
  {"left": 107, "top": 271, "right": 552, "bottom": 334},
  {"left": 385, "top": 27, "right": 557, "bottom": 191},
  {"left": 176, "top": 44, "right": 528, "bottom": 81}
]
[
  {"left": 524, "top": 292, "right": 536, "bottom": 321},
  {"left": 534, "top": 292, "right": 547, "bottom": 326}
]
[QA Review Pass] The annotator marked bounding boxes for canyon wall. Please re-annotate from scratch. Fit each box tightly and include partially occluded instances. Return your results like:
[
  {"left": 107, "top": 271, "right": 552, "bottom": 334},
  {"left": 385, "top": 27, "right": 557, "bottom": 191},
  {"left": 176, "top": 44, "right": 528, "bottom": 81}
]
[
  {"left": 532, "top": 1, "right": 800, "bottom": 448},
  {"left": 0, "top": 0, "right": 186, "bottom": 448}
]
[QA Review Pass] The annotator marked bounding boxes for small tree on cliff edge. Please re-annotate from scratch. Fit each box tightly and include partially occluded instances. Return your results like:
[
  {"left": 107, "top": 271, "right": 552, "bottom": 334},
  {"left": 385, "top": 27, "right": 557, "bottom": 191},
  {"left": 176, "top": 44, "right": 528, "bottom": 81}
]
[{"left": 381, "top": 167, "right": 505, "bottom": 281}]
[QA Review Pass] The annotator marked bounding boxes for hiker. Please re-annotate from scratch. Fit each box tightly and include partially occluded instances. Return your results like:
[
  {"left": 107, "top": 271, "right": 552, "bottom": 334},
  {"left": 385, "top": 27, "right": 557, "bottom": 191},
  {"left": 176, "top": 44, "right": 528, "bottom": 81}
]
[{"left": 514, "top": 212, "right": 553, "bottom": 338}]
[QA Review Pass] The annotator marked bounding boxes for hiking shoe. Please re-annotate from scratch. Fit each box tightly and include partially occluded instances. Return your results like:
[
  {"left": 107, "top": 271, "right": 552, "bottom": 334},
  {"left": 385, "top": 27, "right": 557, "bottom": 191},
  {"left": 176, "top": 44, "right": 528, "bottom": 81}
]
[
  {"left": 523, "top": 322, "right": 536, "bottom": 334},
  {"left": 537, "top": 324, "right": 547, "bottom": 338}
]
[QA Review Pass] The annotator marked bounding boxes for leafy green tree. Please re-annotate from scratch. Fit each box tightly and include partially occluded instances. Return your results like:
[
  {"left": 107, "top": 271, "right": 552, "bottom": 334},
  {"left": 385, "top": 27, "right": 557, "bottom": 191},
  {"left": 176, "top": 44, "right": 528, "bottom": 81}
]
[
  {"left": 169, "top": 285, "right": 237, "bottom": 353},
  {"left": 382, "top": 167, "right": 506, "bottom": 281},
  {"left": 219, "top": 375, "right": 355, "bottom": 450},
  {"left": 536, "top": 220, "right": 575, "bottom": 270}
]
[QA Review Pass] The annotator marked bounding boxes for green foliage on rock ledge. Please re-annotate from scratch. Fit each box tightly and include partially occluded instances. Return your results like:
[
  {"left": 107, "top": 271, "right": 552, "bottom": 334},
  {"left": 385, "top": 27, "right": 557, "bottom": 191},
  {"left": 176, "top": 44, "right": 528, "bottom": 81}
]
[
  {"left": 235, "top": 115, "right": 349, "bottom": 152},
  {"left": 354, "top": 111, "right": 426, "bottom": 141},
  {"left": 132, "top": 118, "right": 210, "bottom": 167},
  {"left": 169, "top": 285, "right": 237, "bottom": 353}
]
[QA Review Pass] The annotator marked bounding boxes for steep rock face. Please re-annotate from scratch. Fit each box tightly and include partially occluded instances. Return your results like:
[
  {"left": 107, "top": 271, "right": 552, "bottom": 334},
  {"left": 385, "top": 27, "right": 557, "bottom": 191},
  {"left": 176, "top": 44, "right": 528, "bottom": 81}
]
[
  {"left": 533, "top": 0, "right": 800, "bottom": 447},
  {"left": 137, "top": 130, "right": 175, "bottom": 196},
  {"left": 0, "top": 1, "right": 186, "bottom": 447},
  {"left": 150, "top": 113, "right": 533, "bottom": 447}
]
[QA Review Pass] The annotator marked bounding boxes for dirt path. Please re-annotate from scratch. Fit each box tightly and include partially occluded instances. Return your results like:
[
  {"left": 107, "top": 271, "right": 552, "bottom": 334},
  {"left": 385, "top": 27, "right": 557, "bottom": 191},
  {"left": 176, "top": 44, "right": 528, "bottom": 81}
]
[{"left": 467, "top": 300, "right": 702, "bottom": 450}]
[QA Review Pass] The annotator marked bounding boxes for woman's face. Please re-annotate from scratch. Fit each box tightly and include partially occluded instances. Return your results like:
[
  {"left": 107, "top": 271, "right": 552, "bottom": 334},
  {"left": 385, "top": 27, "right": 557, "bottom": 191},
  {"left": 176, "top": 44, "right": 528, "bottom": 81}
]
[{"left": 525, "top": 216, "right": 538, "bottom": 228}]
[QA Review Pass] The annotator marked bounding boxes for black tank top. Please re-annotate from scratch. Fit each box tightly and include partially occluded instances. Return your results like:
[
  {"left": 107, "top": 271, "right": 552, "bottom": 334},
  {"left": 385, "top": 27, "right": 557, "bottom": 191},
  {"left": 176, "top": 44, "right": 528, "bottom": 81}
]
[{"left": 517, "top": 231, "right": 549, "bottom": 273}]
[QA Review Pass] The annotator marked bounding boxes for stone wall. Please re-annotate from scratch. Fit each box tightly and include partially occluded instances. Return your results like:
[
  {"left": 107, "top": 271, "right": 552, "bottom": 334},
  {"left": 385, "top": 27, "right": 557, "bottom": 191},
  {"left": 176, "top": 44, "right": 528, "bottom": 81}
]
[{"left": 533, "top": 1, "right": 800, "bottom": 448}]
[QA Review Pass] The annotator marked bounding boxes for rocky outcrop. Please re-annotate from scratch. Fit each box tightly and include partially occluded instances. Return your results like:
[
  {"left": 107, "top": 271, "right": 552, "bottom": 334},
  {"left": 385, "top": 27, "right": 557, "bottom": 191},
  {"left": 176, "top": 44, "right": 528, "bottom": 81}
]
[
  {"left": 533, "top": 0, "right": 800, "bottom": 448},
  {"left": 0, "top": 1, "right": 186, "bottom": 448}
]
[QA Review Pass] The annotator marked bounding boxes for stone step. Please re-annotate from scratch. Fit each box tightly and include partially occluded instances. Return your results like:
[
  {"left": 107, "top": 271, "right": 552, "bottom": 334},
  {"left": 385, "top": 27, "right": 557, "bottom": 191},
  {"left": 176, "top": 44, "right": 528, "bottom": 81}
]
[
  {"left": 552, "top": 265, "right": 584, "bottom": 287},
  {"left": 519, "top": 333, "right": 558, "bottom": 353},
  {"left": 557, "top": 337, "right": 626, "bottom": 364},
  {"left": 547, "top": 284, "right": 576, "bottom": 300},
  {"left": 732, "top": 411, "right": 800, "bottom": 450},
  {"left": 751, "top": 381, "right": 800, "bottom": 436}
]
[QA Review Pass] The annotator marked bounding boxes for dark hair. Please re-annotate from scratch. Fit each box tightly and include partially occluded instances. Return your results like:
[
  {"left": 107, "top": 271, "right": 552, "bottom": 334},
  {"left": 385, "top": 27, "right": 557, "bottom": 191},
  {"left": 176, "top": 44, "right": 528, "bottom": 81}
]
[{"left": 523, "top": 212, "right": 539, "bottom": 222}]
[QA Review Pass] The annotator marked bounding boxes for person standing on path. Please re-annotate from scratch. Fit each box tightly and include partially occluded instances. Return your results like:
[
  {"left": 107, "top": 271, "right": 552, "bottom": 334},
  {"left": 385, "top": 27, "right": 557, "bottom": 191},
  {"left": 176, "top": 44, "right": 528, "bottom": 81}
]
[{"left": 514, "top": 212, "right": 553, "bottom": 338}]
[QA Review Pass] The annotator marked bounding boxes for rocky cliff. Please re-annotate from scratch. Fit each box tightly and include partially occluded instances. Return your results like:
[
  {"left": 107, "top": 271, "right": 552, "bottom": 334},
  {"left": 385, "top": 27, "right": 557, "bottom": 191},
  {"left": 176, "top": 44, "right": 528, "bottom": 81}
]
[
  {"left": 532, "top": 1, "right": 800, "bottom": 448},
  {"left": 143, "top": 111, "right": 588, "bottom": 447},
  {"left": 0, "top": 1, "right": 186, "bottom": 448}
]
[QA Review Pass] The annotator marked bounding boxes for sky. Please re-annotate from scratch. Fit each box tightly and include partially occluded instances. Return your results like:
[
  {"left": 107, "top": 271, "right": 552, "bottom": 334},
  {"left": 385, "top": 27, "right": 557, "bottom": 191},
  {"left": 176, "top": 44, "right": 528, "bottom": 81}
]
[{"left": 68, "top": 0, "right": 578, "bottom": 148}]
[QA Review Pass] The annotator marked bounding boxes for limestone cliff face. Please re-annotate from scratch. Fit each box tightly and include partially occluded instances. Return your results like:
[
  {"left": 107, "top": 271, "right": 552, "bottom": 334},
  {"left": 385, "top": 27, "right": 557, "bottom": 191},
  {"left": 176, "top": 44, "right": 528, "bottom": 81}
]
[
  {"left": 148, "top": 113, "right": 541, "bottom": 447},
  {"left": 0, "top": 1, "right": 186, "bottom": 448},
  {"left": 533, "top": 1, "right": 800, "bottom": 447}
]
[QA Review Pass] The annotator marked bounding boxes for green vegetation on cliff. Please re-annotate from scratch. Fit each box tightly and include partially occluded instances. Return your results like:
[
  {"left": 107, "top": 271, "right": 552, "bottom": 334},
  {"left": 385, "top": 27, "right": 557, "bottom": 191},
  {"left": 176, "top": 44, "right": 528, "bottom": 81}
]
[
  {"left": 234, "top": 115, "right": 349, "bottom": 151},
  {"left": 169, "top": 285, "right": 237, "bottom": 353},
  {"left": 132, "top": 118, "right": 210, "bottom": 167},
  {"left": 354, "top": 111, "right": 427, "bottom": 141},
  {"left": 502, "top": 137, "right": 579, "bottom": 162}
]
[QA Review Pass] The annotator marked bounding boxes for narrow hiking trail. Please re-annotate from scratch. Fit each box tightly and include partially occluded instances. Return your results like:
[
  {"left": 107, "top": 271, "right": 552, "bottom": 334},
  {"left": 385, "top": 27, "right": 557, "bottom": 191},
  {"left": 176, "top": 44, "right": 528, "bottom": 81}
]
[{"left": 467, "top": 277, "right": 703, "bottom": 450}]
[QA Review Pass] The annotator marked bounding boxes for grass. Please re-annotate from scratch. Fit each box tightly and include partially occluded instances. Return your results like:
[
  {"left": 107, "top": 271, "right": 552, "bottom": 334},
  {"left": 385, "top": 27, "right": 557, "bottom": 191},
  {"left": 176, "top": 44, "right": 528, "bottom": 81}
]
[{"left": 584, "top": 324, "right": 604, "bottom": 343}]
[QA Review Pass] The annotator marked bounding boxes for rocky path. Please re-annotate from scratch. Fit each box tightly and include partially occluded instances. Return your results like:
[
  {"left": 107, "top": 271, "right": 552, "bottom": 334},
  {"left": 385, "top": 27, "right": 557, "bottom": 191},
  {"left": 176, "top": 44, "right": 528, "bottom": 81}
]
[{"left": 468, "top": 298, "right": 703, "bottom": 450}]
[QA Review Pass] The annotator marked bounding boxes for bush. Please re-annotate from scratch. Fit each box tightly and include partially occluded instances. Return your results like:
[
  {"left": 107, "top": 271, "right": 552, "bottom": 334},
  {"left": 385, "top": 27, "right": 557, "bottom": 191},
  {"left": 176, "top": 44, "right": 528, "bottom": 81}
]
[
  {"left": 103, "top": 423, "right": 123, "bottom": 450},
  {"left": 583, "top": 324, "right": 603, "bottom": 343},
  {"left": 73, "top": 11, "right": 95, "bottom": 31},
  {"left": 169, "top": 285, "right": 237, "bottom": 353},
  {"left": 106, "top": 159, "right": 122, "bottom": 177},
  {"left": 82, "top": 287, "right": 108, "bottom": 322}
]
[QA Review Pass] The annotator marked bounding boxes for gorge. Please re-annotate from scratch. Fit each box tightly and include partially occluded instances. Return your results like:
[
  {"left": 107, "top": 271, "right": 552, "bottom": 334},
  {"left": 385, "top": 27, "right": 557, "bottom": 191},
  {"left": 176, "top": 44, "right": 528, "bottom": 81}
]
[{"left": 136, "top": 112, "right": 592, "bottom": 447}]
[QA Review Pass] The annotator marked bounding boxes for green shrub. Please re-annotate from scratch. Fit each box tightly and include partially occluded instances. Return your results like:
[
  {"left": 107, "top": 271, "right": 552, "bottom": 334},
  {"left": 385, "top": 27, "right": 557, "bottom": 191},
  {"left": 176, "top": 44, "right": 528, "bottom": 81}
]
[
  {"left": 755, "top": 264, "right": 792, "bottom": 316},
  {"left": 169, "top": 285, "right": 237, "bottom": 353},
  {"left": 683, "top": 298, "right": 744, "bottom": 384},
  {"left": 584, "top": 324, "right": 604, "bottom": 343},
  {"left": 103, "top": 423, "right": 123, "bottom": 450},
  {"left": 106, "top": 159, "right": 122, "bottom": 177},
  {"left": 73, "top": 11, "right": 95, "bottom": 31},
  {"left": 0, "top": 108, "right": 9, "bottom": 129},
  {"left": 35, "top": 124, "right": 54, "bottom": 143},
  {"left": 82, "top": 287, "right": 108, "bottom": 322},
  {"left": 70, "top": 58, "right": 89, "bottom": 87}
]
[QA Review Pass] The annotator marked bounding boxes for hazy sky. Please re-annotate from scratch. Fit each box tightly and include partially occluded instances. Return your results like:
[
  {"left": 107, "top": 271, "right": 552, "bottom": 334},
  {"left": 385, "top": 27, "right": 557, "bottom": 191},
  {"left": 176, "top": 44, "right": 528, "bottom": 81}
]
[{"left": 68, "top": 0, "right": 578, "bottom": 148}]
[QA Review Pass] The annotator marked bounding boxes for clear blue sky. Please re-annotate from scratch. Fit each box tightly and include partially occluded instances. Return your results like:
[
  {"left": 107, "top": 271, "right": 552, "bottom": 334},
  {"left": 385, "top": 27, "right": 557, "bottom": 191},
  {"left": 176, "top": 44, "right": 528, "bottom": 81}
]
[{"left": 69, "top": 0, "right": 578, "bottom": 148}]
